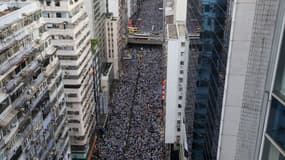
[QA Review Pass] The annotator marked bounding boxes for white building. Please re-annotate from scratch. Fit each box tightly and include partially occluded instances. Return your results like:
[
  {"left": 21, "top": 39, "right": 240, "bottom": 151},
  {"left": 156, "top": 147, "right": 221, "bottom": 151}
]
[
  {"left": 105, "top": 16, "right": 120, "bottom": 79},
  {"left": 38, "top": 0, "right": 96, "bottom": 159},
  {"left": 164, "top": 0, "right": 189, "bottom": 159},
  {"left": 105, "top": 0, "right": 127, "bottom": 79},
  {"left": 127, "top": 0, "right": 137, "bottom": 18},
  {"left": 165, "top": 0, "right": 187, "bottom": 24},
  {"left": 165, "top": 22, "right": 189, "bottom": 159},
  {"left": 0, "top": 1, "right": 70, "bottom": 159}
]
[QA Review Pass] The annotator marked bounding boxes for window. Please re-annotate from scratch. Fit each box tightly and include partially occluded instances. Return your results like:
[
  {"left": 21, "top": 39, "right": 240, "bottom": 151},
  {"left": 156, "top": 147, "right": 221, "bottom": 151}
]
[
  {"left": 55, "top": 1, "right": 60, "bottom": 6},
  {"left": 68, "top": 119, "right": 80, "bottom": 123},
  {"left": 177, "top": 120, "right": 181, "bottom": 125},
  {"left": 177, "top": 127, "right": 181, "bottom": 132},
  {"left": 67, "top": 111, "right": 80, "bottom": 115},
  {"left": 178, "top": 96, "right": 182, "bottom": 100},
  {"left": 0, "top": 98, "right": 9, "bottom": 114},
  {"left": 179, "top": 78, "right": 183, "bottom": 83},
  {"left": 180, "top": 61, "right": 184, "bottom": 66},
  {"left": 180, "top": 70, "right": 184, "bottom": 74},
  {"left": 64, "top": 84, "right": 81, "bottom": 89},
  {"left": 262, "top": 137, "right": 285, "bottom": 160},
  {"left": 181, "top": 42, "right": 185, "bottom": 47},
  {"left": 204, "top": 4, "right": 210, "bottom": 12},
  {"left": 178, "top": 104, "right": 182, "bottom": 108},
  {"left": 46, "top": 0, "right": 51, "bottom": 6},
  {"left": 72, "top": 128, "right": 79, "bottom": 132},
  {"left": 266, "top": 97, "right": 285, "bottom": 151},
  {"left": 56, "top": 12, "right": 62, "bottom": 18},
  {"left": 274, "top": 32, "right": 285, "bottom": 100}
]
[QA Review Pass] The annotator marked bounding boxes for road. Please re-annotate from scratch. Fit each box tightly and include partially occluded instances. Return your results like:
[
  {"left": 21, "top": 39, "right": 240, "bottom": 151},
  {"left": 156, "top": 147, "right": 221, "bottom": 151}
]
[
  {"left": 135, "top": 0, "right": 163, "bottom": 32},
  {"left": 94, "top": 0, "right": 167, "bottom": 159}
]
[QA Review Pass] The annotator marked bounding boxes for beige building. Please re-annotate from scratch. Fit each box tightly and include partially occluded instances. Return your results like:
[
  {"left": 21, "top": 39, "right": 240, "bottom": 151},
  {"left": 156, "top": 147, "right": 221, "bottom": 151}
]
[{"left": 105, "top": 0, "right": 127, "bottom": 79}]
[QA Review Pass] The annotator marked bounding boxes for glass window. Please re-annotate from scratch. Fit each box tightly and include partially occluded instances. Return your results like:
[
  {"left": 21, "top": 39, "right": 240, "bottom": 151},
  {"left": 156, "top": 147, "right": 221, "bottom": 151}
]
[
  {"left": 46, "top": 0, "right": 51, "bottom": 6},
  {"left": 274, "top": 31, "right": 285, "bottom": 99},
  {"left": 262, "top": 137, "right": 285, "bottom": 160},
  {"left": 56, "top": 12, "right": 62, "bottom": 18},
  {"left": 55, "top": 1, "right": 60, "bottom": 6},
  {"left": 267, "top": 97, "right": 285, "bottom": 151},
  {"left": 0, "top": 98, "right": 9, "bottom": 114}
]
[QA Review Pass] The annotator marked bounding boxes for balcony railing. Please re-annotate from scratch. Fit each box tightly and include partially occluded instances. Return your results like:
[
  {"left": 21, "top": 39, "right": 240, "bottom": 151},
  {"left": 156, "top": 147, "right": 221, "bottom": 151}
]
[
  {"left": 45, "top": 58, "right": 60, "bottom": 78},
  {"left": 0, "top": 46, "right": 34, "bottom": 75}
]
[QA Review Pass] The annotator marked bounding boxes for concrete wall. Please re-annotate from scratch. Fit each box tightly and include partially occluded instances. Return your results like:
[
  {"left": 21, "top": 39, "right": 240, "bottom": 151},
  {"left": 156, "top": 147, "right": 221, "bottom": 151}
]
[
  {"left": 217, "top": 0, "right": 257, "bottom": 159},
  {"left": 165, "top": 39, "right": 180, "bottom": 143}
]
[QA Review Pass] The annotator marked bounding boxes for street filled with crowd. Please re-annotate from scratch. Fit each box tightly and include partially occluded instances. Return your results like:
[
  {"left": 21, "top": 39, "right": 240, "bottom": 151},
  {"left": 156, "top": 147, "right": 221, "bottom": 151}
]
[
  {"left": 137, "top": 0, "right": 163, "bottom": 33},
  {"left": 95, "top": 46, "right": 166, "bottom": 160},
  {"left": 94, "top": 0, "right": 166, "bottom": 159}
]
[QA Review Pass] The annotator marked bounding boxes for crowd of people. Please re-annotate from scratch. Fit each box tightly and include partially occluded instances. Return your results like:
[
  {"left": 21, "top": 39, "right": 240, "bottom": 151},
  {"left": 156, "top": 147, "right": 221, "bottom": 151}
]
[
  {"left": 135, "top": 0, "right": 163, "bottom": 33},
  {"left": 95, "top": 46, "right": 166, "bottom": 160},
  {"left": 93, "top": 0, "right": 167, "bottom": 159}
]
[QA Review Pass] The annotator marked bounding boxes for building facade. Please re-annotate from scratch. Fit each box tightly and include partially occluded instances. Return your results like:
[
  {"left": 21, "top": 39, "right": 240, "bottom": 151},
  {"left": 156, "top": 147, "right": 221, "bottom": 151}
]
[
  {"left": 186, "top": 0, "right": 229, "bottom": 159},
  {"left": 0, "top": 2, "right": 70, "bottom": 159},
  {"left": 85, "top": 0, "right": 107, "bottom": 125},
  {"left": 127, "top": 0, "right": 137, "bottom": 18},
  {"left": 38, "top": 0, "right": 96, "bottom": 159},
  {"left": 164, "top": 0, "right": 189, "bottom": 159},
  {"left": 165, "top": 23, "right": 189, "bottom": 160},
  {"left": 105, "top": 15, "right": 120, "bottom": 79},
  {"left": 105, "top": 0, "right": 127, "bottom": 79},
  {"left": 218, "top": 0, "right": 285, "bottom": 160}
]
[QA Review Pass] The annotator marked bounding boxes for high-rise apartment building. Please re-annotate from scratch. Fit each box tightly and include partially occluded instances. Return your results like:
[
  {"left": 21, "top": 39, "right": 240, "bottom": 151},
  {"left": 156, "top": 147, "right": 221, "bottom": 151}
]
[
  {"left": 105, "top": 0, "right": 127, "bottom": 79},
  {"left": 164, "top": 0, "right": 189, "bottom": 159},
  {"left": 217, "top": 0, "right": 285, "bottom": 160},
  {"left": 0, "top": 1, "right": 70, "bottom": 159},
  {"left": 165, "top": 23, "right": 189, "bottom": 160},
  {"left": 38, "top": 0, "right": 96, "bottom": 159},
  {"left": 84, "top": 0, "right": 107, "bottom": 123},
  {"left": 186, "top": 0, "right": 229, "bottom": 159}
]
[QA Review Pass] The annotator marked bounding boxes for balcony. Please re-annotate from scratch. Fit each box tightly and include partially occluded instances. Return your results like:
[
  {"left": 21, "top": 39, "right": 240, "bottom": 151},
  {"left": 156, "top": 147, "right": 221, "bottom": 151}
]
[
  {"left": 45, "top": 46, "right": 57, "bottom": 56},
  {"left": 7, "top": 140, "right": 22, "bottom": 160},
  {"left": 0, "top": 106, "right": 19, "bottom": 128},
  {"left": 0, "top": 29, "right": 30, "bottom": 52},
  {"left": 21, "top": 60, "right": 39, "bottom": 77},
  {"left": 40, "top": 139, "right": 55, "bottom": 160},
  {"left": 29, "top": 87, "right": 48, "bottom": 111},
  {"left": 1, "top": 120, "right": 18, "bottom": 144},
  {"left": 45, "top": 58, "right": 60, "bottom": 78},
  {"left": 3, "top": 76, "right": 23, "bottom": 93},
  {"left": 0, "top": 45, "right": 36, "bottom": 76}
]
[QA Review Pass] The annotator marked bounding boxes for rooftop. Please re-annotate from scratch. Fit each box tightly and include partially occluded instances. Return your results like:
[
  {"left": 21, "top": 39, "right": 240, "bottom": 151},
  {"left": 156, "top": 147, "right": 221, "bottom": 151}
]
[
  {"left": 177, "top": 23, "right": 186, "bottom": 37},
  {"left": 167, "top": 24, "right": 178, "bottom": 39},
  {"left": 0, "top": 7, "right": 19, "bottom": 17},
  {"left": 0, "top": 2, "right": 39, "bottom": 29},
  {"left": 167, "top": 23, "right": 187, "bottom": 40}
]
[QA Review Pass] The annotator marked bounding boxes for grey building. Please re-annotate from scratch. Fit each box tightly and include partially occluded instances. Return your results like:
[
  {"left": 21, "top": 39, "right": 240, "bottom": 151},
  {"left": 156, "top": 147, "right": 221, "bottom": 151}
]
[{"left": 218, "top": 0, "right": 285, "bottom": 160}]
